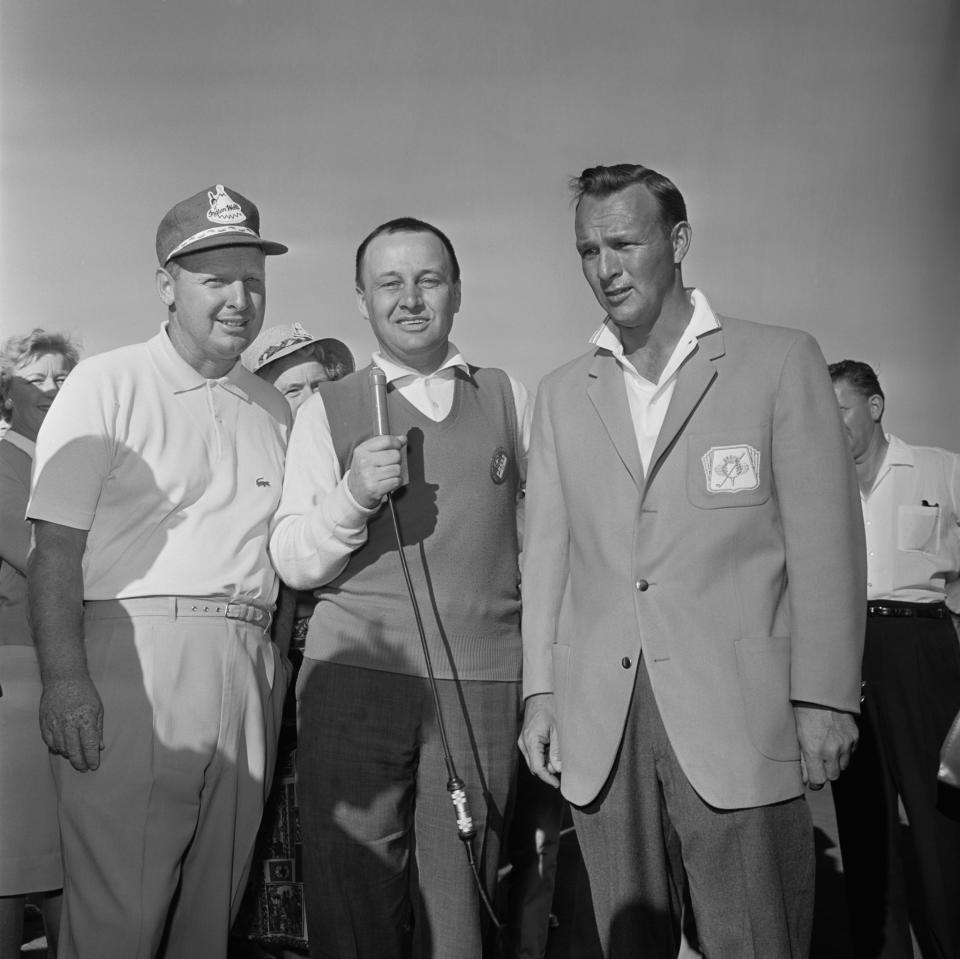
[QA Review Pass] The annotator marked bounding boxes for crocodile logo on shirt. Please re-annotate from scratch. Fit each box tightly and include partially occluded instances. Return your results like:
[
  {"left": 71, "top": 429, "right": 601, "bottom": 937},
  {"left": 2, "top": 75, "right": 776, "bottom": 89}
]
[{"left": 255, "top": 477, "right": 271, "bottom": 488}]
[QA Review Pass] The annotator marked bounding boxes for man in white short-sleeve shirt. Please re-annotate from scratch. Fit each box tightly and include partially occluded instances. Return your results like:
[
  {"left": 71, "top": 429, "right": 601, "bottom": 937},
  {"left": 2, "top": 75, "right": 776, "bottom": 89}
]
[
  {"left": 27, "top": 184, "right": 292, "bottom": 959},
  {"left": 830, "top": 359, "right": 960, "bottom": 959}
]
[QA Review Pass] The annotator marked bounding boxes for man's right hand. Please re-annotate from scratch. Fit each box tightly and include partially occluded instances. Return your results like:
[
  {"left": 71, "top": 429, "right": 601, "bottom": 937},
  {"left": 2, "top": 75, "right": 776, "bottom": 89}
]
[
  {"left": 40, "top": 674, "right": 104, "bottom": 772},
  {"left": 347, "top": 434, "right": 407, "bottom": 509},
  {"left": 519, "top": 692, "right": 562, "bottom": 788}
]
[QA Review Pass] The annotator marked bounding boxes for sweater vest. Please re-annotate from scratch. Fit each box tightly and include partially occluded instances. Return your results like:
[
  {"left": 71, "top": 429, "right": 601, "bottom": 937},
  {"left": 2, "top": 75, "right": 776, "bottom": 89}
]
[{"left": 305, "top": 365, "right": 522, "bottom": 681}]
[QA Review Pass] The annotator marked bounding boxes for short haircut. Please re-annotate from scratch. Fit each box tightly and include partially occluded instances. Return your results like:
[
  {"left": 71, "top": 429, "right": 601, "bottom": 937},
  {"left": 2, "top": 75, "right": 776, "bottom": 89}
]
[
  {"left": 355, "top": 217, "right": 460, "bottom": 288},
  {"left": 0, "top": 328, "right": 81, "bottom": 409},
  {"left": 297, "top": 339, "right": 356, "bottom": 381},
  {"left": 828, "top": 359, "right": 885, "bottom": 403},
  {"left": 570, "top": 163, "right": 688, "bottom": 234},
  {"left": 313, "top": 338, "right": 356, "bottom": 380}
]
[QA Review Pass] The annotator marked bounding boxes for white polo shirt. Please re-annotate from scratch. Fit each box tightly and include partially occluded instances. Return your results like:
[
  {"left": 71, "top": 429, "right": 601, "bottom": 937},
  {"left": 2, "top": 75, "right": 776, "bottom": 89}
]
[
  {"left": 28, "top": 326, "right": 291, "bottom": 604},
  {"left": 862, "top": 433, "right": 960, "bottom": 604}
]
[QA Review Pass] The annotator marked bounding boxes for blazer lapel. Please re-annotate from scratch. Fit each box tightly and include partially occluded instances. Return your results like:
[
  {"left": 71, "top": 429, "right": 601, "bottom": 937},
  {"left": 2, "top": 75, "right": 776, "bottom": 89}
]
[
  {"left": 646, "top": 325, "right": 726, "bottom": 487},
  {"left": 587, "top": 350, "right": 644, "bottom": 490}
]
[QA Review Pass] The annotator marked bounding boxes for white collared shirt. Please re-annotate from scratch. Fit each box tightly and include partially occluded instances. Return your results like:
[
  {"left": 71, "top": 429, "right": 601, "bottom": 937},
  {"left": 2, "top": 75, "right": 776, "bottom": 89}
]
[
  {"left": 372, "top": 345, "right": 470, "bottom": 422},
  {"left": 590, "top": 288, "right": 720, "bottom": 474},
  {"left": 861, "top": 433, "right": 960, "bottom": 605},
  {"left": 269, "top": 342, "right": 532, "bottom": 590}
]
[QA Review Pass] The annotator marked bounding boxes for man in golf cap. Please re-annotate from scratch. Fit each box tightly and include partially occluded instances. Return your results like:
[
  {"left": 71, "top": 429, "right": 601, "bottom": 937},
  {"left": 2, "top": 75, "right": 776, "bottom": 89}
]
[{"left": 27, "top": 184, "right": 292, "bottom": 958}]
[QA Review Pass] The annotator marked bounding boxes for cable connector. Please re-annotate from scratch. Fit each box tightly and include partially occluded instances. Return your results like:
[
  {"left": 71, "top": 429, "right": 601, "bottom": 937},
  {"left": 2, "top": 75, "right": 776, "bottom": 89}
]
[{"left": 448, "top": 777, "right": 476, "bottom": 842}]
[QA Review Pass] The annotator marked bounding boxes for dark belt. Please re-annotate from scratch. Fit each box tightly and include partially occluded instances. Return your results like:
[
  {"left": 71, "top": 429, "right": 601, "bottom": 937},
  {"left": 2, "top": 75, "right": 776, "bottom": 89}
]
[{"left": 866, "top": 601, "right": 949, "bottom": 620}]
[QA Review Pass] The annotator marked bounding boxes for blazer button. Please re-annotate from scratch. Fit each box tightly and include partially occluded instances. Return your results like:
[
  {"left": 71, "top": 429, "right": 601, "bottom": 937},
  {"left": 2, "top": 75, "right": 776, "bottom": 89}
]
[
  {"left": 635, "top": 579, "right": 649, "bottom": 591},
  {"left": 621, "top": 657, "right": 632, "bottom": 669}
]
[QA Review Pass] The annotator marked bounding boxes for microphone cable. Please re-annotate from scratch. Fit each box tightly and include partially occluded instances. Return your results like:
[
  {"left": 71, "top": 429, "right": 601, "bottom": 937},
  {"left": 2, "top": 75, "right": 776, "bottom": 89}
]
[{"left": 370, "top": 366, "right": 502, "bottom": 931}]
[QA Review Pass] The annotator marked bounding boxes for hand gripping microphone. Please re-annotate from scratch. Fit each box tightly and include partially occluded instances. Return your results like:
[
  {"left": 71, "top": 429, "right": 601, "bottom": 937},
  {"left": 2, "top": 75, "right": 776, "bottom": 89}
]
[{"left": 368, "top": 365, "right": 479, "bottom": 847}]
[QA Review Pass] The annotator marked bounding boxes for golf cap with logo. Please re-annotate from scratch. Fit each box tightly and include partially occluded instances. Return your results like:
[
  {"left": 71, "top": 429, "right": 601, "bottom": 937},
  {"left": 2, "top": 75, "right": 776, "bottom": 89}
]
[{"left": 156, "top": 184, "right": 288, "bottom": 265}]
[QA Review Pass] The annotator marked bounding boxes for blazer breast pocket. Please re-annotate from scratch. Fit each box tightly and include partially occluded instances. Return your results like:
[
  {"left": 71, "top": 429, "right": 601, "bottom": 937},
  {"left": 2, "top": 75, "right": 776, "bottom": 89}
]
[
  {"left": 897, "top": 504, "right": 940, "bottom": 554},
  {"left": 686, "top": 428, "right": 771, "bottom": 509}
]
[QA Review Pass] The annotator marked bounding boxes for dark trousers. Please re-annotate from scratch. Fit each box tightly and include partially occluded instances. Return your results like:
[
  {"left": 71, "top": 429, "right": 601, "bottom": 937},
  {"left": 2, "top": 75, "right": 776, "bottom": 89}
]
[
  {"left": 505, "top": 764, "right": 566, "bottom": 959},
  {"left": 572, "top": 656, "right": 814, "bottom": 959},
  {"left": 297, "top": 660, "right": 521, "bottom": 959},
  {"left": 832, "top": 615, "right": 960, "bottom": 959}
]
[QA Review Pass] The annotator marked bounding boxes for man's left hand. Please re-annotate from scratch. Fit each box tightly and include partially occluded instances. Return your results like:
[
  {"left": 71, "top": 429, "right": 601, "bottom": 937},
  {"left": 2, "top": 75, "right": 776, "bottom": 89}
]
[{"left": 794, "top": 703, "right": 858, "bottom": 790}]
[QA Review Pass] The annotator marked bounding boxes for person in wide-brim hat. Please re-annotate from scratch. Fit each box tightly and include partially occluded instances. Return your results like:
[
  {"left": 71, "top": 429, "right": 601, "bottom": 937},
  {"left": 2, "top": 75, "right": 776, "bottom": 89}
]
[{"left": 243, "top": 323, "right": 355, "bottom": 415}]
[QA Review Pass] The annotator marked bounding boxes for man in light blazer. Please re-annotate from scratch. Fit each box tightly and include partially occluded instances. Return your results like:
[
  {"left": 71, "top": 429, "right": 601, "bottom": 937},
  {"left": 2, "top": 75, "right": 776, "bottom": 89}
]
[{"left": 519, "top": 163, "right": 866, "bottom": 959}]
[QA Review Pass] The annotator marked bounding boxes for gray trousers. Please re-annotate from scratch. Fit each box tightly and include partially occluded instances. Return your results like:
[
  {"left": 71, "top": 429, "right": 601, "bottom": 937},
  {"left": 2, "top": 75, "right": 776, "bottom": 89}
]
[
  {"left": 572, "top": 656, "right": 814, "bottom": 959},
  {"left": 297, "top": 660, "right": 521, "bottom": 959}
]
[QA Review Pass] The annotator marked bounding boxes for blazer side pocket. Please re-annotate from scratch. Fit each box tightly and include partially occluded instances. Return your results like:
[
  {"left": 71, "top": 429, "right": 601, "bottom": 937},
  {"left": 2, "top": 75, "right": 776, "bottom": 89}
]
[{"left": 734, "top": 635, "right": 799, "bottom": 762}]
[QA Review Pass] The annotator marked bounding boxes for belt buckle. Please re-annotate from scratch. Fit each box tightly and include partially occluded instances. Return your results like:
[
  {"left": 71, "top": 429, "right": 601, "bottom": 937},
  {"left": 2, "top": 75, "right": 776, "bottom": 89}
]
[
  {"left": 225, "top": 602, "right": 268, "bottom": 630},
  {"left": 225, "top": 601, "right": 245, "bottom": 623}
]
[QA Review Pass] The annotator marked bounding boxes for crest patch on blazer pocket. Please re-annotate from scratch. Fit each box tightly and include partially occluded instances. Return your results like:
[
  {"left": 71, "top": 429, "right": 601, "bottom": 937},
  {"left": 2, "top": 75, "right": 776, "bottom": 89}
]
[
  {"left": 702, "top": 444, "right": 761, "bottom": 493},
  {"left": 686, "top": 430, "right": 770, "bottom": 508}
]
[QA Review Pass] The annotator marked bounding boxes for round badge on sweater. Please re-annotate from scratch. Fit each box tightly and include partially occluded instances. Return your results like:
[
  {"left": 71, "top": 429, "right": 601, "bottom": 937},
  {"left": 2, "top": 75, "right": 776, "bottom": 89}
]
[{"left": 490, "top": 447, "right": 510, "bottom": 485}]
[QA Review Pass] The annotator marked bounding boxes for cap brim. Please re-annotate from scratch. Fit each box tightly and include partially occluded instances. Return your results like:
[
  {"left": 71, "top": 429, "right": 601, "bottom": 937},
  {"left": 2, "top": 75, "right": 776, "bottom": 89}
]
[
  {"left": 247, "top": 336, "right": 324, "bottom": 373},
  {"left": 166, "top": 233, "right": 288, "bottom": 264}
]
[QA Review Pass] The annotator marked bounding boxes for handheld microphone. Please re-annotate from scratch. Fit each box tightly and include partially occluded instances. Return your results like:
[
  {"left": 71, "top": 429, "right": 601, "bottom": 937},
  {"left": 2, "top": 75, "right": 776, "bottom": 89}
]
[
  {"left": 370, "top": 365, "right": 390, "bottom": 437},
  {"left": 369, "top": 365, "right": 407, "bottom": 485}
]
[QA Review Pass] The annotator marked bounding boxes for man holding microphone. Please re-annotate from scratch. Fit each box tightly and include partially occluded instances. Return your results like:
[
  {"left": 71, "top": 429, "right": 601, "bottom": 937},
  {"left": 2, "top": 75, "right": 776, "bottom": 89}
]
[{"left": 270, "top": 217, "right": 531, "bottom": 959}]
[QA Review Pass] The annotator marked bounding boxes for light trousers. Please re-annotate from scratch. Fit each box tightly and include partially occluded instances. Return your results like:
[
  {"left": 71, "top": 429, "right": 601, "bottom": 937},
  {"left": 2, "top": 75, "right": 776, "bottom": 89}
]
[{"left": 54, "top": 603, "right": 287, "bottom": 959}]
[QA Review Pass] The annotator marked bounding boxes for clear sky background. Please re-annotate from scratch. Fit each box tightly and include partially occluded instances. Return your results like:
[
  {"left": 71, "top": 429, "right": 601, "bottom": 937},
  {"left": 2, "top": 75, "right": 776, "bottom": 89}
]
[{"left": 2, "top": 0, "right": 957, "bottom": 446}]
